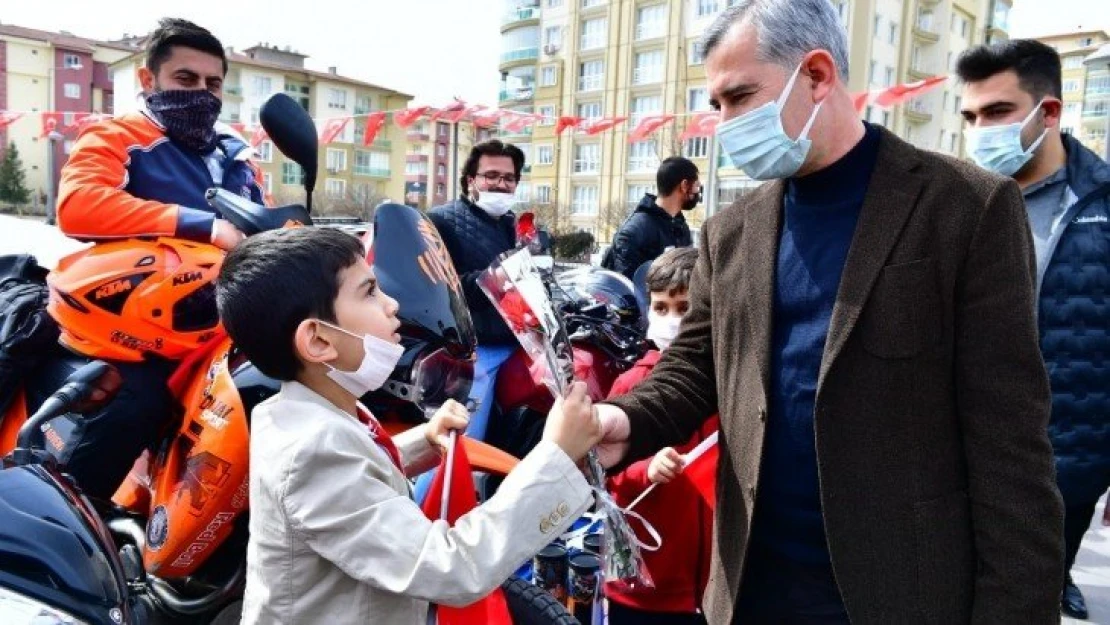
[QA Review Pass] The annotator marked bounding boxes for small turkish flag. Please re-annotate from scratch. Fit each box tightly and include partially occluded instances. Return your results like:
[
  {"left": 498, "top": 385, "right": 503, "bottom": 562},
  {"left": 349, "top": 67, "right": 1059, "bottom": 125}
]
[
  {"left": 556, "top": 116, "right": 582, "bottom": 135},
  {"left": 628, "top": 114, "right": 675, "bottom": 142},
  {"left": 394, "top": 106, "right": 429, "bottom": 129},
  {"left": 40, "top": 112, "right": 65, "bottom": 138},
  {"left": 502, "top": 112, "right": 537, "bottom": 133},
  {"left": 421, "top": 434, "right": 513, "bottom": 625},
  {"left": 679, "top": 112, "right": 719, "bottom": 140},
  {"left": 361, "top": 111, "right": 387, "bottom": 146},
  {"left": 250, "top": 127, "right": 269, "bottom": 149},
  {"left": 678, "top": 430, "right": 719, "bottom": 511},
  {"left": 852, "top": 92, "right": 872, "bottom": 113},
  {"left": 318, "top": 117, "right": 350, "bottom": 144},
  {"left": 874, "top": 75, "right": 948, "bottom": 108},
  {"left": 582, "top": 116, "right": 627, "bottom": 136},
  {"left": 0, "top": 111, "right": 23, "bottom": 130}
]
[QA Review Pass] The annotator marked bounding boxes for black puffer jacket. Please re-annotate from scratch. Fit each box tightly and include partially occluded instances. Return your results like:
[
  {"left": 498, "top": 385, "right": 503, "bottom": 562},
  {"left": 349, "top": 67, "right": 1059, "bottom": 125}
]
[
  {"left": 603, "top": 194, "right": 693, "bottom": 279},
  {"left": 428, "top": 198, "right": 517, "bottom": 346}
]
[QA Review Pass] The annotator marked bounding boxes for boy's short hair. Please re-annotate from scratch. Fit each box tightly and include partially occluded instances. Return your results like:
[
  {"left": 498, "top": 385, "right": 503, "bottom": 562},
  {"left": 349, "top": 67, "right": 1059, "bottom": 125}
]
[
  {"left": 216, "top": 228, "right": 364, "bottom": 381},
  {"left": 646, "top": 247, "right": 699, "bottom": 296}
]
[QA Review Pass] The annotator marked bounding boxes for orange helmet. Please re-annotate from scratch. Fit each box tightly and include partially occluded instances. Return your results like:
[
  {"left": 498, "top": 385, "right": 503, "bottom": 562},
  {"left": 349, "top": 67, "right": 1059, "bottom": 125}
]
[{"left": 47, "top": 238, "right": 227, "bottom": 362}]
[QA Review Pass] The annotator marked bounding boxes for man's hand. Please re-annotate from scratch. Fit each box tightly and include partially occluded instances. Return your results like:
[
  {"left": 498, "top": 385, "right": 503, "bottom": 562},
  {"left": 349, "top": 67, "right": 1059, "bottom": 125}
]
[
  {"left": 647, "top": 447, "right": 684, "bottom": 485},
  {"left": 595, "top": 404, "right": 631, "bottom": 468},
  {"left": 211, "top": 219, "right": 246, "bottom": 250},
  {"left": 543, "top": 381, "right": 601, "bottom": 462},
  {"left": 425, "top": 399, "right": 469, "bottom": 450}
]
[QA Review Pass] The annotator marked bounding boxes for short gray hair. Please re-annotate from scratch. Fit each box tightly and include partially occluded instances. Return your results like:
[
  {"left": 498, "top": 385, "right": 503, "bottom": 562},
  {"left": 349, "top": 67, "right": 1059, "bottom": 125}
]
[{"left": 703, "top": 0, "right": 850, "bottom": 81}]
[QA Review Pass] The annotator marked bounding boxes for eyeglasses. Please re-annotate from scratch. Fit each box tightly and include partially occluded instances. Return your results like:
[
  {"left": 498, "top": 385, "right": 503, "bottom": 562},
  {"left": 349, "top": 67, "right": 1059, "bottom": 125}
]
[{"left": 475, "top": 171, "right": 520, "bottom": 186}]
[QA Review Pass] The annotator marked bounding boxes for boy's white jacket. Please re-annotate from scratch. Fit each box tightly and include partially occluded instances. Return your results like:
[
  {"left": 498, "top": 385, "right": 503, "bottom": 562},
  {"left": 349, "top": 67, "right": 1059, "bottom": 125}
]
[{"left": 240, "top": 381, "right": 593, "bottom": 625}]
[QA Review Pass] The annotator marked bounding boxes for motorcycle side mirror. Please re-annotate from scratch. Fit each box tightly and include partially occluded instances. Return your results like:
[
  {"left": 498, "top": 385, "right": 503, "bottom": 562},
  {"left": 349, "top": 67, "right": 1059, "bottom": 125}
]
[{"left": 260, "top": 93, "right": 318, "bottom": 212}]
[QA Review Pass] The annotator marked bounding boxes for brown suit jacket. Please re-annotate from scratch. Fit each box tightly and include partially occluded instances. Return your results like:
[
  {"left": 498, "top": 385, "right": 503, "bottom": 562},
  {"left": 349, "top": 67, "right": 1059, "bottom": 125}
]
[{"left": 608, "top": 128, "right": 1064, "bottom": 624}]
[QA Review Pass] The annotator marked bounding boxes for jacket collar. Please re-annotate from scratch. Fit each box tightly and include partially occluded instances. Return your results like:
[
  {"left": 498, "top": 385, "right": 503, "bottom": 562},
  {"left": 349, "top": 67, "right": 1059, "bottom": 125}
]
[
  {"left": 278, "top": 380, "right": 364, "bottom": 424},
  {"left": 1062, "top": 132, "right": 1110, "bottom": 200},
  {"left": 635, "top": 194, "right": 686, "bottom": 223}
]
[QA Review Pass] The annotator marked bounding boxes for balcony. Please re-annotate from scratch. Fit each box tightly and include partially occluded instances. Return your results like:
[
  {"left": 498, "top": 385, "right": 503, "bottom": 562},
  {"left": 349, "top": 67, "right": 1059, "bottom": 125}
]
[
  {"left": 502, "top": 7, "right": 540, "bottom": 31},
  {"left": 632, "top": 68, "right": 662, "bottom": 85},
  {"left": 501, "top": 126, "right": 534, "bottom": 137},
  {"left": 406, "top": 154, "right": 429, "bottom": 163},
  {"left": 500, "top": 48, "right": 540, "bottom": 69},
  {"left": 635, "top": 23, "right": 665, "bottom": 41},
  {"left": 224, "top": 86, "right": 243, "bottom": 98},
  {"left": 354, "top": 166, "right": 390, "bottom": 178},
  {"left": 904, "top": 100, "right": 934, "bottom": 123},
  {"left": 499, "top": 87, "right": 536, "bottom": 103},
  {"left": 407, "top": 131, "right": 430, "bottom": 141},
  {"left": 913, "top": 19, "right": 940, "bottom": 42},
  {"left": 1083, "top": 107, "right": 1108, "bottom": 118},
  {"left": 908, "top": 64, "right": 935, "bottom": 81}
]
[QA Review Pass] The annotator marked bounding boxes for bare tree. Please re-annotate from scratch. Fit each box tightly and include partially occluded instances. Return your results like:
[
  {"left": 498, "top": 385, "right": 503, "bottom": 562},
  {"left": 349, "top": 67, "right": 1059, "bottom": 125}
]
[
  {"left": 596, "top": 201, "right": 633, "bottom": 246},
  {"left": 519, "top": 201, "right": 567, "bottom": 236},
  {"left": 274, "top": 184, "right": 388, "bottom": 221}
]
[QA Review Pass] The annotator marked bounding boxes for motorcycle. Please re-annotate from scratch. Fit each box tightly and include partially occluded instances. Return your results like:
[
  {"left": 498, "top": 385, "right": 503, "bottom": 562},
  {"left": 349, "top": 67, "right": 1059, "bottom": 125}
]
[{"left": 0, "top": 94, "right": 566, "bottom": 624}]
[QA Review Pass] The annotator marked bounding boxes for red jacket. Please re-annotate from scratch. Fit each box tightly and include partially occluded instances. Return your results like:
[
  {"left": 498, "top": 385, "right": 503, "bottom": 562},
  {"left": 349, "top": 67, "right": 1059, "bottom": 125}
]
[{"left": 605, "top": 350, "right": 717, "bottom": 614}]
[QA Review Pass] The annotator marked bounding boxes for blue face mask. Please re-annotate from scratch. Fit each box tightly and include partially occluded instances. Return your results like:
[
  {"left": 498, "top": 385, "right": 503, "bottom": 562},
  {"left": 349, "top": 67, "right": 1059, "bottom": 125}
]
[
  {"left": 963, "top": 99, "right": 1047, "bottom": 177},
  {"left": 715, "top": 63, "right": 824, "bottom": 180}
]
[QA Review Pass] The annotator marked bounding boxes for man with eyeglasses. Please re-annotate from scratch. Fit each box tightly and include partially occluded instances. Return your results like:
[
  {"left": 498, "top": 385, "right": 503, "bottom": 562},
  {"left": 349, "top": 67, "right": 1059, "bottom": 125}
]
[{"left": 424, "top": 140, "right": 526, "bottom": 476}]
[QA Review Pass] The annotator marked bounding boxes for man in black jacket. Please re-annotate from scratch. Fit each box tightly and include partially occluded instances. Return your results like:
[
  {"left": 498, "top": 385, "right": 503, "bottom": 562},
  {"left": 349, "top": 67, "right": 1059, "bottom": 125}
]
[
  {"left": 428, "top": 139, "right": 525, "bottom": 347},
  {"left": 603, "top": 156, "right": 700, "bottom": 279}
]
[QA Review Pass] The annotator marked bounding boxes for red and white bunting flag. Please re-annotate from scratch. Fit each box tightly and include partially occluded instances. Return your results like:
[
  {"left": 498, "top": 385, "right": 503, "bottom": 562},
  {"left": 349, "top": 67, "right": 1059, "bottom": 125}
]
[
  {"left": 555, "top": 116, "right": 582, "bottom": 135},
  {"left": 581, "top": 116, "right": 626, "bottom": 136},
  {"left": 229, "top": 122, "right": 247, "bottom": 136},
  {"left": 39, "top": 112, "right": 65, "bottom": 139},
  {"left": 678, "top": 430, "right": 719, "bottom": 511},
  {"left": 69, "top": 112, "right": 110, "bottom": 135},
  {"left": 873, "top": 75, "right": 948, "bottom": 108},
  {"left": 361, "top": 111, "right": 388, "bottom": 146},
  {"left": 0, "top": 111, "right": 23, "bottom": 130},
  {"left": 679, "top": 112, "right": 719, "bottom": 140},
  {"left": 318, "top": 117, "right": 350, "bottom": 144},
  {"left": 394, "top": 106, "right": 430, "bottom": 129},
  {"left": 502, "top": 112, "right": 537, "bottom": 133},
  {"left": 628, "top": 114, "right": 675, "bottom": 142},
  {"left": 250, "top": 126, "right": 269, "bottom": 149},
  {"left": 852, "top": 91, "right": 872, "bottom": 114},
  {"left": 471, "top": 108, "right": 504, "bottom": 128},
  {"left": 430, "top": 100, "right": 468, "bottom": 123}
]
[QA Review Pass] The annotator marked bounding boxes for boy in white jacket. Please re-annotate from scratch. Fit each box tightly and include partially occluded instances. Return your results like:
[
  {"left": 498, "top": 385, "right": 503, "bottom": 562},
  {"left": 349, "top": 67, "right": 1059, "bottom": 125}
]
[{"left": 215, "top": 227, "right": 599, "bottom": 624}]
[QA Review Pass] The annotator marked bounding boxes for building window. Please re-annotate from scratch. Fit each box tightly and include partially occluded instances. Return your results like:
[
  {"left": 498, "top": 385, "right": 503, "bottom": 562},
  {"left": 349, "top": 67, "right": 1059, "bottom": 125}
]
[
  {"left": 538, "top": 105, "right": 556, "bottom": 125},
  {"left": 869, "top": 61, "right": 880, "bottom": 86},
  {"left": 835, "top": 0, "right": 850, "bottom": 27},
  {"left": 355, "top": 150, "right": 390, "bottom": 176},
  {"left": 262, "top": 172, "right": 273, "bottom": 194},
  {"left": 696, "top": 0, "right": 720, "bottom": 18},
  {"left": 405, "top": 160, "right": 429, "bottom": 176},
  {"left": 580, "top": 18, "right": 607, "bottom": 50},
  {"left": 541, "top": 66, "right": 558, "bottom": 86},
  {"left": 689, "top": 41, "right": 706, "bottom": 65},
  {"left": 582, "top": 0, "right": 604, "bottom": 7},
  {"left": 630, "top": 95, "right": 662, "bottom": 126},
  {"left": 63, "top": 83, "right": 80, "bottom": 99},
  {"left": 536, "top": 185, "right": 552, "bottom": 203},
  {"left": 574, "top": 143, "right": 601, "bottom": 174},
  {"left": 1064, "top": 80, "right": 1080, "bottom": 93},
  {"left": 881, "top": 111, "right": 890, "bottom": 127},
  {"left": 684, "top": 137, "right": 709, "bottom": 158},
  {"left": 628, "top": 140, "right": 659, "bottom": 172},
  {"left": 437, "top": 164, "right": 447, "bottom": 176},
  {"left": 578, "top": 101, "right": 602, "bottom": 120},
  {"left": 257, "top": 140, "right": 273, "bottom": 163},
  {"left": 438, "top": 123, "right": 450, "bottom": 137},
  {"left": 250, "top": 107, "right": 261, "bottom": 125},
  {"left": 889, "top": 23, "right": 898, "bottom": 44},
  {"left": 953, "top": 95, "right": 962, "bottom": 114},
  {"left": 633, "top": 50, "right": 664, "bottom": 85},
  {"left": 326, "top": 178, "right": 346, "bottom": 198},
  {"left": 688, "top": 87, "right": 709, "bottom": 112},
  {"left": 1063, "top": 56, "right": 1084, "bottom": 69},
  {"left": 1081, "top": 37, "right": 1094, "bottom": 47},
  {"left": 63, "top": 54, "right": 82, "bottom": 68},
  {"left": 282, "top": 162, "right": 304, "bottom": 185},
  {"left": 326, "top": 149, "right": 348, "bottom": 173},
  {"left": 355, "top": 95, "right": 373, "bottom": 115},
  {"left": 544, "top": 26, "right": 562, "bottom": 48},
  {"left": 884, "top": 66, "right": 894, "bottom": 87},
  {"left": 251, "top": 76, "right": 272, "bottom": 97},
  {"left": 873, "top": 15, "right": 882, "bottom": 38},
  {"left": 537, "top": 144, "right": 554, "bottom": 165},
  {"left": 328, "top": 88, "right": 347, "bottom": 109},
  {"left": 579, "top": 60, "right": 605, "bottom": 91},
  {"left": 546, "top": 0, "right": 562, "bottom": 6},
  {"left": 949, "top": 132, "right": 958, "bottom": 153},
  {"left": 437, "top": 144, "right": 447, "bottom": 157},
  {"left": 627, "top": 184, "right": 652, "bottom": 211},
  {"left": 572, "top": 185, "right": 600, "bottom": 215},
  {"left": 436, "top": 183, "right": 446, "bottom": 195},
  {"left": 636, "top": 4, "right": 667, "bottom": 40}
]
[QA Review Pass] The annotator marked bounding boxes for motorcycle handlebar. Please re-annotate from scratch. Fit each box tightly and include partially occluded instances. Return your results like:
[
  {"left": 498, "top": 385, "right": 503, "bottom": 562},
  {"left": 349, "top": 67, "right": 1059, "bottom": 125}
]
[
  {"left": 205, "top": 188, "right": 313, "bottom": 237},
  {"left": 15, "top": 361, "right": 119, "bottom": 453}
]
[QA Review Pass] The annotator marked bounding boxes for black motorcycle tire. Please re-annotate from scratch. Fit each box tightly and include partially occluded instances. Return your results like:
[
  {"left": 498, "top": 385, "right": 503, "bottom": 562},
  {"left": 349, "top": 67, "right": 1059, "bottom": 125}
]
[{"left": 502, "top": 577, "right": 579, "bottom": 625}]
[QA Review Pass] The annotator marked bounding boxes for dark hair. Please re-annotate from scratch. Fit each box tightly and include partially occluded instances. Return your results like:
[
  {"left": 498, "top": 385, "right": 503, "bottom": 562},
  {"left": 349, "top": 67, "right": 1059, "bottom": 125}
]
[
  {"left": 956, "top": 39, "right": 1062, "bottom": 100},
  {"left": 460, "top": 139, "right": 526, "bottom": 195},
  {"left": 656, "top": 156, "right": 700, "bottom": 197},
  {"left": 647, "top": 247, "right": 699, "bottom": 296},
  {"left": 146, "top": 18, "right": 228, "bottom": 76},
  {"left": 216, "top": 228, "right": 364, "bottom": 381}
]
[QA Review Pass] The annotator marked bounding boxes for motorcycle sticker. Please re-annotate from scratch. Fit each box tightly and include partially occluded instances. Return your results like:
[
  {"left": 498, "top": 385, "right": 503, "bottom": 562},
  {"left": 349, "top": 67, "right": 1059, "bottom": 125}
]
[{"left": 147, "top": 505, "right": 169, "bottom": 550}]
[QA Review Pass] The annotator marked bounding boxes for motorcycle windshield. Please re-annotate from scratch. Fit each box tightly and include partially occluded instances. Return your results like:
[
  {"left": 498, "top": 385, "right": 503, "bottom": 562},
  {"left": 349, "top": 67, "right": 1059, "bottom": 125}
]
[
  {"left": 477, "top": 248, "right": 574, "bottom": 398},
  {"left": 557, "top": 266, "right": 645, "bottom": 325},
  {"left": 369, "top": 204, "right": 476, "bottom": 359}
]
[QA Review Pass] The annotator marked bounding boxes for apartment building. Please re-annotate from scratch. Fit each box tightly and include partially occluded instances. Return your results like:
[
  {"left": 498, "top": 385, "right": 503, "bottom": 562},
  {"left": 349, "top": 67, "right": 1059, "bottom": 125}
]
[
  {"left": 111, "top": 43, "right": 414, "bottom": 214},
  {"left": 1037, "top": 30, "right": 1110, "bottom": 158},
  {"left": 0, "top": 24, "right": 133, "bottom": 204},
  {"left": 498, "top": 0, "right": 1005, "bottom": 242}
]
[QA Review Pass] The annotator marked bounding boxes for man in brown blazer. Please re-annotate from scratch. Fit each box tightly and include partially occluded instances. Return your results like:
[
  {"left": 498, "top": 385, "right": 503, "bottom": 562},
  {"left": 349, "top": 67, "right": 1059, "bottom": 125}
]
[{"left": 596, "top": 1, "right": 1065, "bottom": 623}]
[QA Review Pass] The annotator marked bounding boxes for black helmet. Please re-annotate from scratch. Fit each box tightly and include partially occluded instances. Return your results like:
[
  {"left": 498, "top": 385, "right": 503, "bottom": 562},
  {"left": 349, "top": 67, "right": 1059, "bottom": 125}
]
[
  {"left": 364, "top": 204, "right": 476, "bottom": 416},
  {"left": 555, "top": 267, "right": 644, "bottom": 329}
]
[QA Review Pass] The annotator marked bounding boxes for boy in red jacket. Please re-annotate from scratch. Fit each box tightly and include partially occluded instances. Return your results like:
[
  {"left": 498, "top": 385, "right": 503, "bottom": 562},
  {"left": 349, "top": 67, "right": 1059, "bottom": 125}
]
[{"left": 606, "top": 247, "right": 715, "bottom": 625}]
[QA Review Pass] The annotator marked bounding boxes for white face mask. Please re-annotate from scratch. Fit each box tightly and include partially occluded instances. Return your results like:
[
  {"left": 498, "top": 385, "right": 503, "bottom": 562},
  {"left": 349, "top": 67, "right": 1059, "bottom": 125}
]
[
  {"left": 646, "top": 311, "right": 683, "bottom": 351},
  {"left": 964, "top": 99, "right": 1048, "bottom": 177},
  {"left": 317, "top": 320, "right": 404, "bottom": 398},
  {"left": 715, "top": 62, "right": 824, "bottom": 181},
  {"left": 475, "top": 191, "right": 516, "bottom": 218}
]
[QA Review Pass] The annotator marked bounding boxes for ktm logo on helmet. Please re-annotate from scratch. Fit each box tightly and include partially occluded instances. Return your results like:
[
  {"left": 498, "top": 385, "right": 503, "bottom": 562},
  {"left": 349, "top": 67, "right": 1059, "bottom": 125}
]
[
  {"left": 173, "top": 271, "right": 205, "bottom": 287},
  {"left": 94, "top": 278, "right": 134, "bottom": 300}
]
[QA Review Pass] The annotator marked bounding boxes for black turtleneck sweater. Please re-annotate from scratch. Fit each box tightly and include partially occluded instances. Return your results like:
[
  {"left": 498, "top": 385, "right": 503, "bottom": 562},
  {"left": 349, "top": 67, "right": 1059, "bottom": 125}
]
[{"left": 750, "top": 122, "right": 882, "bottom": 566}]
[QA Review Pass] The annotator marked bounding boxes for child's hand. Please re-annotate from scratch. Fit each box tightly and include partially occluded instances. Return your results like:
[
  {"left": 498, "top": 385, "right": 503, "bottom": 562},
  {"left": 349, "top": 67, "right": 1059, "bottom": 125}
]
[
  {"left": 425, "top": 400, "right": 469, "bottom": 450},
  {"left": 543, "top": 381, "right": 601, "bottom": 462},
  {"left": 648, "top": 447, "right": 684, "bottom": 484}
]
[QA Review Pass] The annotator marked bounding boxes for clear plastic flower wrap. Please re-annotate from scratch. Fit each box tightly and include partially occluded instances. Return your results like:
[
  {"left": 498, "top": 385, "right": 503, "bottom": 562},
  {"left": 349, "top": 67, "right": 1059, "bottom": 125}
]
[{"left": 478, "top": 247, "right": 655, "bottom": 590}]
